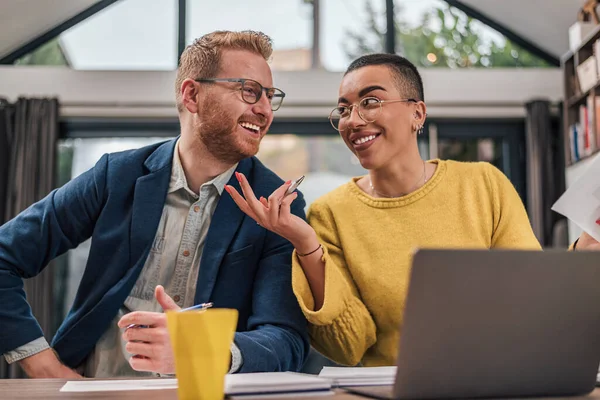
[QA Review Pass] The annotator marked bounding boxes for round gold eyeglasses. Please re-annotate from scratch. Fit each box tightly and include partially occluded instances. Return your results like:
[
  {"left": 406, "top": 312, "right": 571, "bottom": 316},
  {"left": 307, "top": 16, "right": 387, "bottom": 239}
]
[{"left": 329, "top": 97, "right": 417, "bottom": 131}]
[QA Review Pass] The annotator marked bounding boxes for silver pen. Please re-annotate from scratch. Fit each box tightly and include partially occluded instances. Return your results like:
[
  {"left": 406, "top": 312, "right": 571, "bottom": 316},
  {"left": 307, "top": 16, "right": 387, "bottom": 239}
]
[
  {"left": 125, "top": 302, "right": 214, "bottom": 330},
  {"left": 279, "top": 175, "right": 304, "bottom": 205}
]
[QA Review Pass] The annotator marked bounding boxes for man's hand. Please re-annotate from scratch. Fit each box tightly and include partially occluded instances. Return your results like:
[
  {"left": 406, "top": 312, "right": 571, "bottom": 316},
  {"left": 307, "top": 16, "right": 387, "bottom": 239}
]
[
  {"left": 118, "top": 285, "right": 180, "bottom": 374},
  {"left": 19, "top": 348, "right": 82, "bottom": 378}
]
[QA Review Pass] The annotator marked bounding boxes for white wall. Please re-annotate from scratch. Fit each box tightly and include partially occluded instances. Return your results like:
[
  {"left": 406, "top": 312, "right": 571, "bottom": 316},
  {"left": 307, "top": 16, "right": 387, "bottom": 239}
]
[{"left": 0, "top": 66, "right": 563, "bottom": 119}]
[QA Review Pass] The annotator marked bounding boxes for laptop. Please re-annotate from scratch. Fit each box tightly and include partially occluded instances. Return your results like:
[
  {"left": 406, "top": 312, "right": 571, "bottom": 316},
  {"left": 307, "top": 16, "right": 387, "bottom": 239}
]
[{"left": 346, "top": 249, "right": 600, "bottom": 399}]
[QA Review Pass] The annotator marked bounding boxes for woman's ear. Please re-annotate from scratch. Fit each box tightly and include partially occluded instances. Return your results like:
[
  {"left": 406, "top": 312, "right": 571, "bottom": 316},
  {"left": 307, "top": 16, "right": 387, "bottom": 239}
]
[
  {"left": 413, "top": 101, "right": 427, "bottom": 124},
  {"left": 412, "top": 102, "right": 427, "bottom": 134},
  {"left": 181, "top": 79, "right": 200, "bottom": 114}
]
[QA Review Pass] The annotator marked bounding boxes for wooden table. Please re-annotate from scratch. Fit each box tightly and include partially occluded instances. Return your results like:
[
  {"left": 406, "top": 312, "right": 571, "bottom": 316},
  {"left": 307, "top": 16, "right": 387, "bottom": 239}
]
[
  {"left": 2, "top": 379, "right": 600, "bottom": 400},
  {"left": 0, "top": 378, "right": 365, "bottom": 400}
]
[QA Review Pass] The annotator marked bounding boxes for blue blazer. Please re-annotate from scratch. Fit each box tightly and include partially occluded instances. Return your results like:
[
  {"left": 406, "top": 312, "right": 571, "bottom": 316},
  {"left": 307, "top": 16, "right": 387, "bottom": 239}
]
[{"left": 0, "top": 138, "right": 309, "bottom": 373}]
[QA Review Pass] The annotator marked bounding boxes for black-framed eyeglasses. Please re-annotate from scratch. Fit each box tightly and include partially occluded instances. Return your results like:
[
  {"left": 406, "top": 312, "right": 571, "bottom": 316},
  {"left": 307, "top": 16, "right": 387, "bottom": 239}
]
[
  {"left": 329, "top": 97, "right": 417, "bottom": 131},
  {"left": 195, "top": 78, "right": 286, "bottom": 111}
]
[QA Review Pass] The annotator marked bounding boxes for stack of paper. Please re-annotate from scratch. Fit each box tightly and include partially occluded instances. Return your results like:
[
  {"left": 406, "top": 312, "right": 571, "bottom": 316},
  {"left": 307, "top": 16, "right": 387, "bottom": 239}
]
[
  {"left": 318, "top": 366, "right": 397, "bottom": 387},
  {"left": 226, "top": 372, "right": 332, "bottom": 395},
  {"left": 60, "top": 379, "right": 177, "bottom": 392},
  {"left": 60, "top": 372, "right": 332, "bottom": 396}
]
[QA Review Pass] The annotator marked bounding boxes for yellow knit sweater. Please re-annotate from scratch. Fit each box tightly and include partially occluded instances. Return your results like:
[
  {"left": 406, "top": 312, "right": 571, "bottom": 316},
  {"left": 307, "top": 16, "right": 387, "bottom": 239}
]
[{"left": 292, "top": 160, "right": 541, "bottom": 367}]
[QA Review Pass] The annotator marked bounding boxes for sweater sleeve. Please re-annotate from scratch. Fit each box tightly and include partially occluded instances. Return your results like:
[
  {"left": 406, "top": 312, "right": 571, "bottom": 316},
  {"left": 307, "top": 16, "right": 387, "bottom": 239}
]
[
  {"left": 291, "top": 200, "right": 376, "bottom": 366},
  {"left": 484, "top": 164, "right": 542, "bottom": 250}
]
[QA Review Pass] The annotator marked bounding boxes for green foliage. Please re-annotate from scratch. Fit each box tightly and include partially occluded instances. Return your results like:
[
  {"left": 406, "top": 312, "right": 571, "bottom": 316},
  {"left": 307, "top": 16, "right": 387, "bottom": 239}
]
[
  {"left": 344, "top": 1, "right": 550, "bottom": 68},
  {"left": 14, "top": 38, "right": 68, "bottom": 66}
]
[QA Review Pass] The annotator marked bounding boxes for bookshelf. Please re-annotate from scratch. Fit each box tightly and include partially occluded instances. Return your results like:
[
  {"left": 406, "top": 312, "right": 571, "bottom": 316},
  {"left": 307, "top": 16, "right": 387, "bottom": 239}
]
[{"left": 563, "top": 23, "right": 600, "bottom": 166}]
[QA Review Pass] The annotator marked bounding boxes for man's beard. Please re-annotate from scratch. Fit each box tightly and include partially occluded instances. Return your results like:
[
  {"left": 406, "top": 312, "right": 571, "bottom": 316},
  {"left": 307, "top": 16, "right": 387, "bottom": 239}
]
[{"left": 195, "top": 99, "right": 264, "bottom": 165}]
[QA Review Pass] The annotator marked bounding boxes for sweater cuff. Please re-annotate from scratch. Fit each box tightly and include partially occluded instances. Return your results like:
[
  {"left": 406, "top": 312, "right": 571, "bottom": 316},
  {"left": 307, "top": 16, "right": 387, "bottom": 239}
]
[{"left": 292, "top": 245, "right": 353, "bottom": 326}]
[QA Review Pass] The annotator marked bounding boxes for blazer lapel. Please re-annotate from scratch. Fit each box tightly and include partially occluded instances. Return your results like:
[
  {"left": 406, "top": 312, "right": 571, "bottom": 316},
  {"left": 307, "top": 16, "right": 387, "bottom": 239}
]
[
  {"left": 194, "top": 158, "right": 252, "bottom": 304},
  {"left": 129, "top": 140, "right": 176, "bottom": 270}
]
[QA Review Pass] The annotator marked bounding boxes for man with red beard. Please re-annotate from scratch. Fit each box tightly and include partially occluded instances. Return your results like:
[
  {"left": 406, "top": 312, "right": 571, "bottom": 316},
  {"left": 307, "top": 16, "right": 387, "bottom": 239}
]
[{"left": 0, "top": 31, "right": 308, "bottom": 378}]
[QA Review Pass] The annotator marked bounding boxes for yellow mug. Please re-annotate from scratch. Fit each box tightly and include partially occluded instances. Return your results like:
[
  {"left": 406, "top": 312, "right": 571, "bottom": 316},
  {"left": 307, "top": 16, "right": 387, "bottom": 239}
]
[{"left": 166, "top": 308, "right": 238, "bottom": 400}]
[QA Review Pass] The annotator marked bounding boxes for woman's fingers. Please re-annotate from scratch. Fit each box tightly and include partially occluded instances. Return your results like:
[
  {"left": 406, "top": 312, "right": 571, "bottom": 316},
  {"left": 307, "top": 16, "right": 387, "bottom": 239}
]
[
  {"left": 267, "top": 181, "right": 292, "bottom": 224},
  {"left": 272, "top": 180, "right": 293, "bottom": 203},
  {"left": 236, "top": 172, "right": 270, "bottom": 220},
  {"left": 225, "top": 185, "right": 259, "bottom": 221},
  {"left": 229, "top": 174, "right": 299, "bottom": 230},
  {"left": 259, "top": 197, "right": 269, "bottom": 208},
  {"left": 279, "top": 192, "right": 298, "bottom": 219}
]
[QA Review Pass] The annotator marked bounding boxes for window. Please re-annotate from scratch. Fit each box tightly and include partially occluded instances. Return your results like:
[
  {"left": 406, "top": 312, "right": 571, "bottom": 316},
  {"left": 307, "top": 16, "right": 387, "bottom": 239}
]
[
  {"left": 187, "top": 0, "right": 313, "bottom": 71},
  {"left": 321, "top": 0, "right": 387, "bottom": 71},
  {"left": 392, "top": 0, "right": 551, "bottom": 68},
  {"left": 17, "top": 0, "right": 178, "bottom": 70},
  {"left": 334, "top": 0, "right": 551, "bottom": 70},
  {"left": 13, "top": 0, "right": 551, "bottom": 69}
]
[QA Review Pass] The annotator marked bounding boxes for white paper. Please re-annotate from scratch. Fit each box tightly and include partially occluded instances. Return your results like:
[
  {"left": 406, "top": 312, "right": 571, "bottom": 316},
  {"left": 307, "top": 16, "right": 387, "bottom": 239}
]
[
  {"left": 552, "top": 155, "right": 600, "bottom": 243},
  {"left": 60, "top": 372, "right": 331, "bottom": 394},
  {"left": 226, "top": 372, "right": 331, "bottom": 394},
  {"left": 318, "top": 366, "right": 396, "bottom": 387},
  {"left": 229, "top": 390, "right": 334, "bottom": 399},
  {"left": 60, "top": 378, "right": 177, "bottom": 392}
]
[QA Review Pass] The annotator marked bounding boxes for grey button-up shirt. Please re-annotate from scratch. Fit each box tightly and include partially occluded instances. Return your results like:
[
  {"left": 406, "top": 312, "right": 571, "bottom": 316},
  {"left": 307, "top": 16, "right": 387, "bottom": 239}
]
[{"left": 5, "top": 140, "right": 241, "bottom": 377}]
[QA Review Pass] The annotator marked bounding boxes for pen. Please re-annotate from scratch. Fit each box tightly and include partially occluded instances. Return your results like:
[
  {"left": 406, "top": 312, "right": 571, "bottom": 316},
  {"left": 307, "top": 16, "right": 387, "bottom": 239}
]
[
  {"left": 279, "top": 175, "right": 305, "bottom": 205},
  {"left": 125, "top": 302, "right": 214, "bottom": 330},
  {"left": 180, "top": 302, "right": 213, "bottom": 312}
]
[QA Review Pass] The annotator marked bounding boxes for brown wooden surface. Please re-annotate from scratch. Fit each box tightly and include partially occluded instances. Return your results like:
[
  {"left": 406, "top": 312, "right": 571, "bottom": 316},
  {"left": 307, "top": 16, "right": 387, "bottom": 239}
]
[
  {"left": 3, "top": 379, "right": 600, "bottom": 400},
  {"left": 0, "top": 378, "right": 364, "bottom": 400}
]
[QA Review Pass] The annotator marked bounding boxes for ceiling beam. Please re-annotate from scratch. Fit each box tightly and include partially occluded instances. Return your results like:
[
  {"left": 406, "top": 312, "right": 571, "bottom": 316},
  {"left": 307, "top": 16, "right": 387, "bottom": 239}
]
[
  {"left": 444, "top": 0, "right": 560, "bottom": 67},
  {"left": 0, "top": 0, "right": 121, "bottom": 64}
]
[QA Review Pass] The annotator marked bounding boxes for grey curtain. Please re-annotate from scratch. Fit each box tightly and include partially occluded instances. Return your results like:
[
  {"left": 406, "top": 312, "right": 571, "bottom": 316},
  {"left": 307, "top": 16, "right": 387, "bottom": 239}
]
[
  {"left": 0, "top": 98, "right": 59, "bottom": 378},
  {"left": 525, "top": 99, "right": 567, "bottom": 247}
]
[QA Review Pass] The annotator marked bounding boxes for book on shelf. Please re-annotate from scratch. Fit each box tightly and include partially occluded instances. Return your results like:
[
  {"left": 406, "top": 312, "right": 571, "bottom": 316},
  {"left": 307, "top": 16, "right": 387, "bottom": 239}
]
[
  {"left": 596, "top": 97, "right": 600, "bottom": 154},
  {"left": 570, "top": 94, "right": 599, "bottom": 164},
  {"left": 572, "top": 38, "right": 600, "bottom": 100},
  {"left": 576, "top": 56, "right": 598, "bottom": 94}
]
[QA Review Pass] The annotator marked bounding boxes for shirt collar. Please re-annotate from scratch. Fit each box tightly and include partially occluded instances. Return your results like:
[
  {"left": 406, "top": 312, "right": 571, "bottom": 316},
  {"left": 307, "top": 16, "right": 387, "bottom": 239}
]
[{"left": 169, "top": 139, "right": 237, "bottom": 198}]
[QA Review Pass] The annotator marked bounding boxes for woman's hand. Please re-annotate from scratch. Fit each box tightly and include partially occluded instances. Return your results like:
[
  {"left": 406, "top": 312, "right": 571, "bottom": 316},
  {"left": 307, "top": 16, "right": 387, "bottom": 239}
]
[
  {"left": 225, "top": 172, "right": 319, "bottom": 253},
  {"left": 576, "top": 231, "right": 600, "bottom": 251}
]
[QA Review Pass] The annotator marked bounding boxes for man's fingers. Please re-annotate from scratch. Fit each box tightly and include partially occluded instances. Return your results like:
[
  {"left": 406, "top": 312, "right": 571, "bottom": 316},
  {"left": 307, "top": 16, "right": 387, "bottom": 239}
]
[
  {"left": 118, "top": 312, "right": 165, "bottom": 328},
  {"left": 125, "top": 340, "right": 168, "bottom": 362},
  {"left": 125, "top": 341, "right": 158, "bottom": 359},
  {"left": 128, "top": 355, "right": 156, "bottom": 372},
  {"left": 123, "top": 326, "right": 167, "bottom": 344},
  {"left": 155, "top": 285, "right": 180, "bottom": 311}
]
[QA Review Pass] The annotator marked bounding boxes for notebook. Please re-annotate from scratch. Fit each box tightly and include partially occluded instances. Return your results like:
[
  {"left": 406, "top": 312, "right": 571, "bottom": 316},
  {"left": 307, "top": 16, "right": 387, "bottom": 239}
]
[
  {"left": 60, "top": 372, "right": 332, "bottom": 396},
  {"left": 318, "top": 367, "right": 396, "bottom": 387}
]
